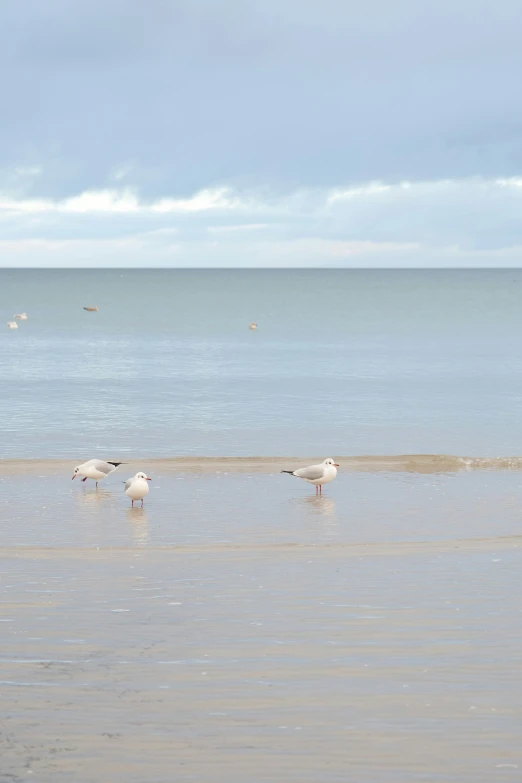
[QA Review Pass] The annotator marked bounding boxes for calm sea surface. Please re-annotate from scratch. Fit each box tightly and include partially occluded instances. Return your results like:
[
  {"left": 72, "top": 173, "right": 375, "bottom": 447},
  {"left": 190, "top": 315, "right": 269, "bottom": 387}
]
[{"left": 1, "top": 268, "right": 522, "bottom": 459}]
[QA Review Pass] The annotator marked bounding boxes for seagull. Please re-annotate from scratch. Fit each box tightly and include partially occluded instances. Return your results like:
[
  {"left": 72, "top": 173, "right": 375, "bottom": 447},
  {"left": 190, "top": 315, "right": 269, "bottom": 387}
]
[
  {"left": 7, "top": 321, "right": 18, "bottom": 330},
  {"left": 124, "top": 472, "right": 151, "bottom": 507},
  {"left": 72, "top": 459, "right": 126, "bottom": 487},
  {"left": 13, "top": 313, "right": 28, "bottom": 320},
  {"left": 249, "top": 322, "right": 258, "bottom": 330},
  {"left": 281, "top": 458, "right": 339, "bottom": 495}
]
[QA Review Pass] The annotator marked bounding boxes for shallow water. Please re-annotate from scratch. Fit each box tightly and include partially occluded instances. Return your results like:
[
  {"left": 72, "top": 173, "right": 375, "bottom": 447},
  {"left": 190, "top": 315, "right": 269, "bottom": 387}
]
[
  {"left": 0, "top": 465, "right": 521, "bottom": 781},
  {"left": 1, "top": 464, "right": 522, "bottom": 548},
  {"left": 1, "top": 545, "right": 521, "bottom": 782}
]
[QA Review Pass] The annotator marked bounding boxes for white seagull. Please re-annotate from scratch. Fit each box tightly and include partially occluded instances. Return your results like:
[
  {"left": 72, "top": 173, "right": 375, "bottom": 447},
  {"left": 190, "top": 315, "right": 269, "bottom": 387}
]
[
  {"left": 124, "top": 472, "right": 151, "bottom": 507},
  {"left": 281, "top": 458, "right": 339, "bottom": 495},
  {"left": 7, "top": 321, "right": 18, "bottom": 330},
  {"left": 72, "top": 459, "right": 125, "bottom": 487},
  {"left": 13, "top": 313, "right": 28, "bottom": 320}
]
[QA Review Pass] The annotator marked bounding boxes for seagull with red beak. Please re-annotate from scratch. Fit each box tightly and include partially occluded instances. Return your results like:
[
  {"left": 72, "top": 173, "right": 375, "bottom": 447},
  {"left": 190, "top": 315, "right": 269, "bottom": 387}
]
[
  {"left": 124, "top": 472, "right": 152, "bottom": 507},
  {"left": 281, "top": 458, "right": 339, "bottom": 495},
  {"left": 72, "top": 459, "right": 125, "bottom": 487}
]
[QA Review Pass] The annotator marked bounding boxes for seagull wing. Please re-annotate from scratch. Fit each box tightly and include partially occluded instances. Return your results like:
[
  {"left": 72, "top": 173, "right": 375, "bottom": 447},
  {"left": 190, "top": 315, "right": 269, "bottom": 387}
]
[
  {"left": 293, "top": 464, "right": 325, "bottom": 481},
  {"left": 90, "top": 460, "right": 116, "bottom": 475}
]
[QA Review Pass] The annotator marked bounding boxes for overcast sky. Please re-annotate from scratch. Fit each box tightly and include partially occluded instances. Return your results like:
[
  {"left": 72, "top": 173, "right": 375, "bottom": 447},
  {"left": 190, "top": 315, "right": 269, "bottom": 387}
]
[{"left": 1, "top": 0, "right": 522, "bottom": 267}]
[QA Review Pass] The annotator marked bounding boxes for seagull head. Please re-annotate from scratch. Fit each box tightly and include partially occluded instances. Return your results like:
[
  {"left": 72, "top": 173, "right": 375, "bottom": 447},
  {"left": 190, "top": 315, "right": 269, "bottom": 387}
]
[
  {"left": 323, "top": 458, "right": 339, "bottom": 467},
  {"left": 135, "top": 472, "right": 151, "bottom": 481},
  {"left": 72, "top": 466, "right": 80, "bottom": 480}
]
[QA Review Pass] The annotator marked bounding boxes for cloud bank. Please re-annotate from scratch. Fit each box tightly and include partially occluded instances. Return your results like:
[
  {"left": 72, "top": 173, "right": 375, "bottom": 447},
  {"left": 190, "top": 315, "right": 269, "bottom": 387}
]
[
  {"left": 2, "top": 176, "right": 522, "bottom": 266},
  {"left": 0, "top": 0, "right": 521, "bottom": 266}
]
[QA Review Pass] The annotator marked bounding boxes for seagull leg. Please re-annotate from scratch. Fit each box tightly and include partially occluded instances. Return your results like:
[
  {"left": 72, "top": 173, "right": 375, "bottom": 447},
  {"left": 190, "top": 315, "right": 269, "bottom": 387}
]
[
  {"left": 132, "top": 500, "right": 134, "bottom": 507},
  {"left": 141, "top": 500, "right": 144, "bottom": 508},
  {"left": 315, "top": 485, "right": 318, "bottom": 496},
  {"left": 319, "top": 485, "right": 322, "bottom": 495},
  {"left": 81, "top": 477, "right": 87, "bottom": 483}
]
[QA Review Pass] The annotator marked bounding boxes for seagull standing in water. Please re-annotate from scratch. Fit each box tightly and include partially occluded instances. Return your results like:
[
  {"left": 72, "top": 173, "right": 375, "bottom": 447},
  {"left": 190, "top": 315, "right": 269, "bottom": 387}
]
[
  {"left": 281, "top": 458, "right": 339, "bottom": 495},
  {"left": 124, "top": 472, "right": 151, "bottom": 507},
  {"left": 72, "top": 459, "right": 125, "bottom": 487}
]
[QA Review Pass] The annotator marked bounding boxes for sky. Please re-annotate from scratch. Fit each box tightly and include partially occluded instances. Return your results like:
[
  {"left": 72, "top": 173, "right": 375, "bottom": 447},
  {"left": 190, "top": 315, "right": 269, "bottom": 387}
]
[{"left": 1, "top": 0, "right": 522, "bottom": 268}]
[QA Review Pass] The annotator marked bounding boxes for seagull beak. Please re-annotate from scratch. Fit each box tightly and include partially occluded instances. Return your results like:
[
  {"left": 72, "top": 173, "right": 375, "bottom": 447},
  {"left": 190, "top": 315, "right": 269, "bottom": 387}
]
[
  {"left": 72, "top": 474, "right": 76, "bottom": 480},
  {"left": 334, "top": 463, "right": 339, "bottom": 467},
  {"left": 146, "top": 477, "right": 151, "bottom": 481}
]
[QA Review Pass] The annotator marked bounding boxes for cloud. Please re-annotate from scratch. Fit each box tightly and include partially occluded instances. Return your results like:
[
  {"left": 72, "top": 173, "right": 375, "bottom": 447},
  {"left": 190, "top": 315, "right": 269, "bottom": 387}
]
[
  {"left": 110, "top": 163, "right": 134, "bottom": 182},
  {"left": 1, "top": 175, "right": 522, "bottom": 266},
  {"left": 0, "top": 187, "right": 241, "bottom": 215},
  {"left": 1, "top": 0, "right": 521, "bottom": 202},
  {"left": 14, "top": 165, "right": 42, "bottom": 178},
  {"left": 207, "top": 223, "right": 271, "bottom": 234},
  {"left": 0, "top": 0, "right": 521, "bottom": 270}
]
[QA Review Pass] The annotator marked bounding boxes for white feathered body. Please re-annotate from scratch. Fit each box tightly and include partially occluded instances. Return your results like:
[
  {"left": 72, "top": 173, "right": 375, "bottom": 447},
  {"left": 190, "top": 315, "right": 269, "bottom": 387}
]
[
  {"left": 125, "top": 477, "right": 150, "bottom": 502},
  {"left": 282, "top": 458, "right": 339, "bottom": 488},
  {"left": 294, "top": 463, "right": 337, "bottom": 485},
  {"left": 75, "top": 459, "right": 121, "bottom": 481}
]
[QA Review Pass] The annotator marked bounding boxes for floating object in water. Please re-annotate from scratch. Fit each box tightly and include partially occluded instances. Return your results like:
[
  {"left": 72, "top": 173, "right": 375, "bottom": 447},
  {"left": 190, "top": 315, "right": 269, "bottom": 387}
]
[
  {"left": 13, "top": 313, "right": 28, "bottom": 320},
  {"left": 124, "top": 472, "right": 152, "bottom": 507},
  {"left": 249, "top": 322, "right": 258, "bottom": 330},
  {"left": 83, "top": 306, "right": 99, "bottom": 312},
  {"left": 7, "top": 321, "right": 18, "bottom": 330}
]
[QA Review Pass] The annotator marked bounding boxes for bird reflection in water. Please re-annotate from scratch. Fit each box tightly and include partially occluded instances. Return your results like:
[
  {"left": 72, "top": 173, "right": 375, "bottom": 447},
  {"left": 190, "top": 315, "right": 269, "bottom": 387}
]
[
  {"left": 75, "top": 488, "right": 113, "bottom": 509},
  {"left": 299, "top": 495, "right": 338, "bottom": 536},
  {"left": 126, "top": 506, "right": 149, "bottom": 545},
  {"left": 299, "top": 495, "right": 337, "bottom": 519}
]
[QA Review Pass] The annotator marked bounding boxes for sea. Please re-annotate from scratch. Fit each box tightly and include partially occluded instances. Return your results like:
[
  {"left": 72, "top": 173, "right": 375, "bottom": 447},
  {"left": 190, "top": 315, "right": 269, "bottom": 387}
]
[{"left": 1, "top": 267, "right": 522, "bottom": 459}]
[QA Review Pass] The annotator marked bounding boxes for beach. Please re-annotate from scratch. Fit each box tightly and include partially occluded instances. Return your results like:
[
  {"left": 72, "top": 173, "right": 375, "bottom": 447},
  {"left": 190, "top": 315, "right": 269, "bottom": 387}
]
[
  {"left": 1, "top": 269, "right": 522, "bottom": 779},
  {"left": 2, "top": 0, "right": 522, "bottom": 774},
  {"left": 1, "top": 458, "right": 521, "bottom": 781}
]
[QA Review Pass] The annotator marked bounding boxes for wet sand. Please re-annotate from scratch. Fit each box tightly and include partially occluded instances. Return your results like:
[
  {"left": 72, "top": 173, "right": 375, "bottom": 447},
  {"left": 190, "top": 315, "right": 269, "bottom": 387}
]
[
  {"left": 4, "top": 453, "right": 522, "bottom": 476},
  {"left": 1, "top": 461, "right": 521, "bottom": 781}
]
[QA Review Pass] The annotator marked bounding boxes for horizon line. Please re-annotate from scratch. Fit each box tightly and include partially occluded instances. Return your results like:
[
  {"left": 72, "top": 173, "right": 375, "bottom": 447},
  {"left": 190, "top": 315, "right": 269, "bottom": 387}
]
[{"left": 0, "top": 266, "right": 521, "bottom": 272}]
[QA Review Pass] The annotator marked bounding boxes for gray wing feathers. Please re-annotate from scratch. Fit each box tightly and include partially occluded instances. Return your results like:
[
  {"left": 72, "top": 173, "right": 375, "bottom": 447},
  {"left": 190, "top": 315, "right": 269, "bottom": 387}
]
[
  {"left": 124, "top": 478, "right": 134, "bottom": 491},
  {"left": 294, "top": 465, "right": 325, "bottom": 481},
  {"left": 90, "top": 460, "right": 114, "bottom": 475}
]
